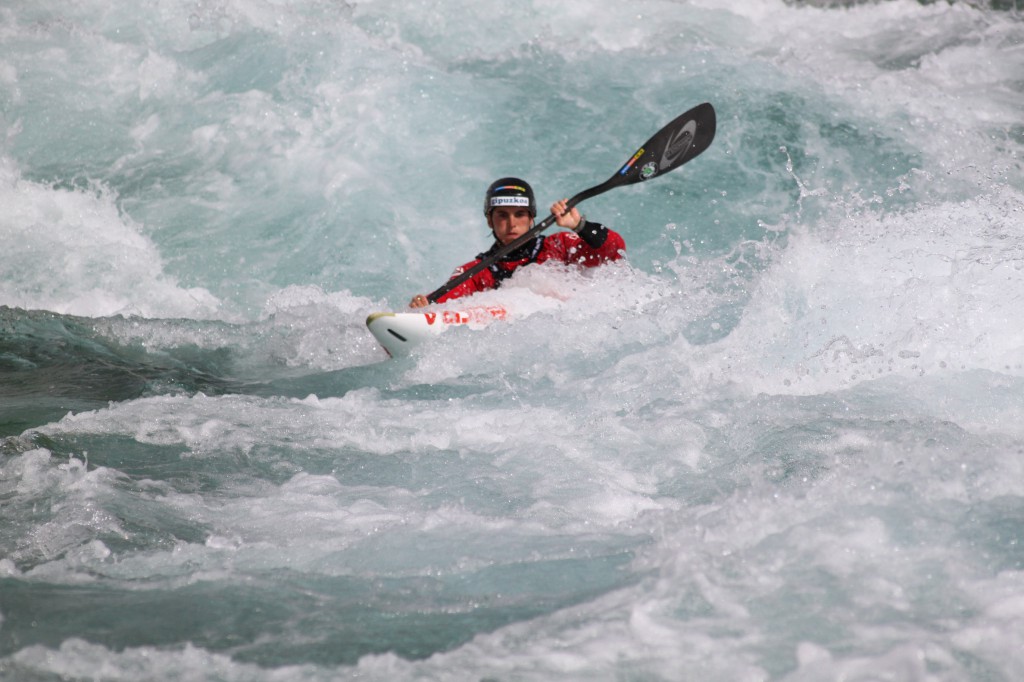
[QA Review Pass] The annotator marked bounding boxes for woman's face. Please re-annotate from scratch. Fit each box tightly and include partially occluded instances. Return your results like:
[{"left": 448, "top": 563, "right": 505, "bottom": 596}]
[{"left": 488, "top": 206, "right": 533, "bottom": 245}]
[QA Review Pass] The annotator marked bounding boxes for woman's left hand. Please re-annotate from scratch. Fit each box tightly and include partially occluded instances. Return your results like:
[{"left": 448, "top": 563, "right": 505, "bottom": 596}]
[{"left": 551, "top": 199, "right": 582, "bottom": 231}]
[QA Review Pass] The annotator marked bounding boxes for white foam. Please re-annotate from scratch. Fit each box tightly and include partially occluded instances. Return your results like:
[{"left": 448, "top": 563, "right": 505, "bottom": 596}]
[
  {"left": 0, "top": 160, "right": 222, "bottom": 319},
  {"left": 686, "top": 186, "right": 1024, "bottom": 396}
]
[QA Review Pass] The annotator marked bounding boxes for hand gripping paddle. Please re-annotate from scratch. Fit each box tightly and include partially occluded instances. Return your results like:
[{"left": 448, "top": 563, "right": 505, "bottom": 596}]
[{"left": 426, "top": 102, "right": 717, "bottom": 303}]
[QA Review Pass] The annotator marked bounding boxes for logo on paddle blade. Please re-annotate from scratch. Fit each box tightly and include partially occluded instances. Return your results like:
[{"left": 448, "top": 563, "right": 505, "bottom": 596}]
[
  {"left": 640, "top": 162, "right": 658, "bottom": 180},
  {"left": 659, "top": 119, "right": 697, "bottom": 169},
  {"left": 618, "top": 147, "right": 645, "bottom": 176}
]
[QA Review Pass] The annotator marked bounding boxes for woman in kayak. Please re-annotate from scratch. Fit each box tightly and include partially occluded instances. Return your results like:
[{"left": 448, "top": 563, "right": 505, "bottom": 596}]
[{"left": 409, "top": 177, "right": 626, "bottom": 308}]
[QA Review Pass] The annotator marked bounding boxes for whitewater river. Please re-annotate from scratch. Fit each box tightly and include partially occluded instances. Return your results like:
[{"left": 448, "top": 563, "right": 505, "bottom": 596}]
[{"left": 2, "top": 0, "right": 1023, "bottom": 679}]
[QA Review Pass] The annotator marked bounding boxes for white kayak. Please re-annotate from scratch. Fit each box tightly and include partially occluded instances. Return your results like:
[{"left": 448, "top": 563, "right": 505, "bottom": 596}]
[{"left": 366, "top": 306, "right": 508, "bottom": 357}]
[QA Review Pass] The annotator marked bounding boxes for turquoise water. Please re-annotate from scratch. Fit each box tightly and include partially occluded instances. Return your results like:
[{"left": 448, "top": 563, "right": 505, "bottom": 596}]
[{"left": 2, "top": 1, "right": 1024, "bottom": 679}]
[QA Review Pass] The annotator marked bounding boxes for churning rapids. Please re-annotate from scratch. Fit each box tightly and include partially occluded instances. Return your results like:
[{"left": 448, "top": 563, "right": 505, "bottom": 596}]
[{"left": 2, "top": 1, "right": 1024, "bottom": 680}]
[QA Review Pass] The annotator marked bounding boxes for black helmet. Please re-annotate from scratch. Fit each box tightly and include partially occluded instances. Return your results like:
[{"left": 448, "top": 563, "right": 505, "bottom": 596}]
[{"left": 483, "top": 177, "right": 535, "bottom": 218}]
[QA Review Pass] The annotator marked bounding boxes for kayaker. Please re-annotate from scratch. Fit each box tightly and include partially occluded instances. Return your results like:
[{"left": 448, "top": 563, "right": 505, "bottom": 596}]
[{"left": 409, "top": 177, "right": 626, "bottom": 308}]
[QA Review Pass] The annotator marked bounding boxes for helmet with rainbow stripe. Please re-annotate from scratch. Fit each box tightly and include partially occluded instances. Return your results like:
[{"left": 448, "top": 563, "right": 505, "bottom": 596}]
[{"left": 483, "top": 177, "right": 536, "bottom": 219}]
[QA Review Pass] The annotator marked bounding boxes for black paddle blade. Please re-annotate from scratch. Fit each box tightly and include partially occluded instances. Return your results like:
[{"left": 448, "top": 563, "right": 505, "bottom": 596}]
[
  {"left": 613, "top": 102, "right": 716, "bottom": 187},
  {"left": 567, "top": 102, "right": 717, "bottom": 207}
]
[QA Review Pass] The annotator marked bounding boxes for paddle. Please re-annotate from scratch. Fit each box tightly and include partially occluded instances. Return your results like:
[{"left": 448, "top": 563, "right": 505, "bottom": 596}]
[{"left": 426, "top": 102, "right": 717, "bottom": 303}]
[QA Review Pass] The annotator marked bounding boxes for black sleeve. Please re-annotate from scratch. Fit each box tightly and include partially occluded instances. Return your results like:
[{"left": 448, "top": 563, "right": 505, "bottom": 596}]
[{"left": 575, "top": 220, "right": 610, "bottom": 249}]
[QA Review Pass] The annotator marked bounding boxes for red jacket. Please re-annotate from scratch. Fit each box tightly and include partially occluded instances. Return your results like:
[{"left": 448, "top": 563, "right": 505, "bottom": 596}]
[{"left": 435, "top": 222, "right": 625, "bottom": 304}]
